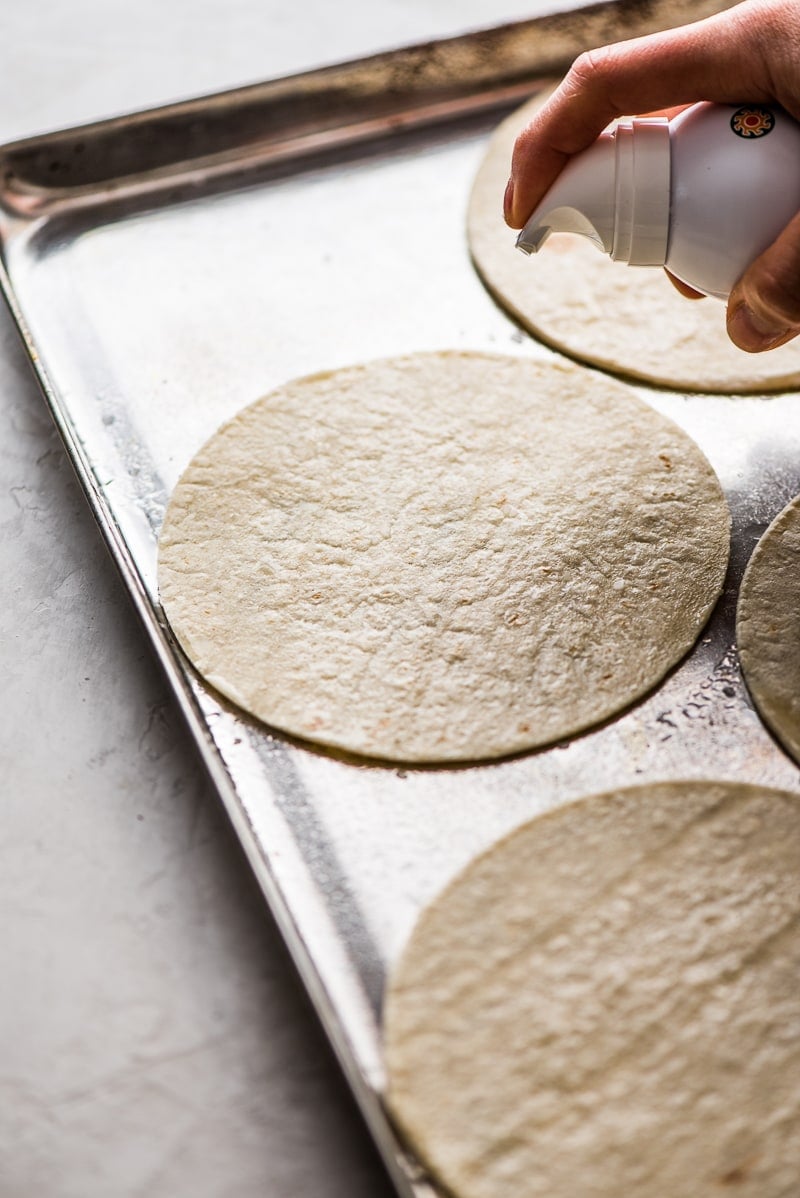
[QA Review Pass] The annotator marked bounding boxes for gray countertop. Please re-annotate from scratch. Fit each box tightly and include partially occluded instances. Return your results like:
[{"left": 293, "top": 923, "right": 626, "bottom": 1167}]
[{"left": 0, "top": 2, "right": 540, "bottom": 1194}]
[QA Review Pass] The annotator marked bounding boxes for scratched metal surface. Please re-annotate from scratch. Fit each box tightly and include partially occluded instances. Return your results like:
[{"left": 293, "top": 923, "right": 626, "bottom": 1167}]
[{"left": 0, "top": 5, "right": 795, "bottom": 1194}]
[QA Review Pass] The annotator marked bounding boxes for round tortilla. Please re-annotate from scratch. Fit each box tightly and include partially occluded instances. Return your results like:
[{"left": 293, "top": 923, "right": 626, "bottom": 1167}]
[
  {"left": 737, "top": 493, "right": 800, "bottom": 763},
  {"left": 468, "top": 95, "right": 800, "bottom": 393},
  {"left": 384, "top": 780, "right": 800, "bottom": 1198},
  {"left": 158, "top": 351, "right": 728, "bottom": 762}
]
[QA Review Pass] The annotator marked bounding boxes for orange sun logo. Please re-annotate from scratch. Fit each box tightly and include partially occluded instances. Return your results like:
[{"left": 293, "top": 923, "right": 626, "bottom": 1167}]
[{"left": 731, "top": 106, "right": 775, "bottom": 138}]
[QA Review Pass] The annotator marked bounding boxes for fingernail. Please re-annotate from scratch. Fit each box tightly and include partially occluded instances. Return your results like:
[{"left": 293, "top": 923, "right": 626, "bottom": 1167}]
[
  {"left": 727, "top": 301, "right": 790, "bottom": 352},
  {"left": 503, "top": 177, "right": 515, "bottom": 224}
]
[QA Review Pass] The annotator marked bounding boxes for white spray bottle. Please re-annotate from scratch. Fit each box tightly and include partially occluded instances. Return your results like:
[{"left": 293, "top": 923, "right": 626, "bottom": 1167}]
[{"left": 516, "top": 102, "right": 800, "bottom": 300}]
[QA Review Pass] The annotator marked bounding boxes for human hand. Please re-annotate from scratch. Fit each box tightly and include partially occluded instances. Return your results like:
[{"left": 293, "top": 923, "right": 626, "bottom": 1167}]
[{"left": 504, "top": 0, "right": 800, "bottom": 352}]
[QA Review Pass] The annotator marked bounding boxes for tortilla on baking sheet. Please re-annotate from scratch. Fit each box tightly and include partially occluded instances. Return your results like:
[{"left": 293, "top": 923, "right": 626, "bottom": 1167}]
[
  {"left": 737, "top": 493, "right": 800, "bottom": 763},
  {"left": 158, "top": 351, "right": 728, "bottom": 763},
  {"left": 469, "top": 95, "right": 800, "bottom": 393},
  {"left": 385, "top": 780, "right": 800, "bottom": 1198}
]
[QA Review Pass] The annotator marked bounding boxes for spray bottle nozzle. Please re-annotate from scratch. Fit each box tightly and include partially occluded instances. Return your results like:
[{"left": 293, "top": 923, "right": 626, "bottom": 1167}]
[{"left": 515, "top": 117, "right": 671, "bottom": 267}]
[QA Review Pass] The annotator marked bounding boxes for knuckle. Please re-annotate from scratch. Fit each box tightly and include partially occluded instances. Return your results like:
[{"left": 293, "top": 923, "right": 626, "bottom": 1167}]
[
  {"left": 752, "top": 261, "right": 800, "bottom": 327},
  {"left": 564, "top": 47, "right": 615, "bottom": 99}
]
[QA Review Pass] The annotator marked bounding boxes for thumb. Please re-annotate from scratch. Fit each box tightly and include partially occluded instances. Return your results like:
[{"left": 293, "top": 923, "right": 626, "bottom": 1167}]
[{"left": 727, "top": 210, "right": 800, "bottom": 352}]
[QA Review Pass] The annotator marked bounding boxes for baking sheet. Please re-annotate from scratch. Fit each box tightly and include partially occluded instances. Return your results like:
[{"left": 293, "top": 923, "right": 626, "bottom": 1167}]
[{"left": 1, "top": 3, "right": 797, "bottom": 1194}]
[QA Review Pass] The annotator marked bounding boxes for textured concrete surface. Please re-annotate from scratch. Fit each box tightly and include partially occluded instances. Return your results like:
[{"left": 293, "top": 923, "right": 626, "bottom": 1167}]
[{"left": 0, "top": 2, "right": 533, "bottom": 1195}]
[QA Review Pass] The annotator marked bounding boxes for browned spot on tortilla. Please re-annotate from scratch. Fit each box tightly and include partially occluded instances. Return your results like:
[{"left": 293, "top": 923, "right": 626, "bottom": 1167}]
[{"left": 718, "top": 1155, "right": 760, "bottom": 1186}]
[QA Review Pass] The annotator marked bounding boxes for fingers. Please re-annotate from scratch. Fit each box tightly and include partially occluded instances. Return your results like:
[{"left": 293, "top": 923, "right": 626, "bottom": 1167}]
[
  {"left": 665, "top": 270, "right": 705, "bottom": 300},
  {"left": 727, "top": 209, "right": 800, "bottom": 351},
  {"left": 504, "top": 2, "right": 773, "bottom": 227},
  {"left": 641, "top": 106, "right": 694, "bottom": 122}
]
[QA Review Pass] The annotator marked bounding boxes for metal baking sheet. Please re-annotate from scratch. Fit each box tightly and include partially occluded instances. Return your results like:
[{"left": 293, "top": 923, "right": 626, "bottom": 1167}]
[{"left": 1, "top": 3, "right": 796, "bottom": 1194}]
